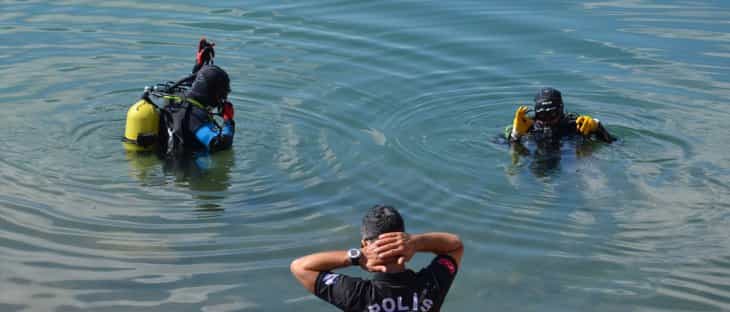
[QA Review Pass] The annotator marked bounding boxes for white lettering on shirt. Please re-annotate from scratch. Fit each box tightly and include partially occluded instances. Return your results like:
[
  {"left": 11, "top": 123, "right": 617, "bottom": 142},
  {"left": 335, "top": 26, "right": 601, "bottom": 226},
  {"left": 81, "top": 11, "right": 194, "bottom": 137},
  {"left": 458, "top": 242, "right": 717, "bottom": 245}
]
[
  {"left": 382, "top": 298, "right": 396, "bottom": 312},
  {"left": 397, "top": 296, "right": 409, "bottom": 310},
  {"left": 366, "top": 294, "right": 434, "bottom": 312},
  {"left": 420, "top": 299, "right": 433, "bottom": 312}
]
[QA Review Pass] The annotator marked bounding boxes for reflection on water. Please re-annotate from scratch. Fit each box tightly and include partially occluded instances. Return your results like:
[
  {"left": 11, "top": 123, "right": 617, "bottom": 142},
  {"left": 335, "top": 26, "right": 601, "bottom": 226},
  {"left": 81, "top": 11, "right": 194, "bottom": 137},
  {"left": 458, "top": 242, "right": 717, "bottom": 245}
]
[
  {"left": 507, "top": 136, "right": 606, "bottom": 178},
  {"left": 162, "top": 150, "right": 235, "bottom": 194},
  {"left": 126, "top": 149, "right": 235, "bottom": 210}
]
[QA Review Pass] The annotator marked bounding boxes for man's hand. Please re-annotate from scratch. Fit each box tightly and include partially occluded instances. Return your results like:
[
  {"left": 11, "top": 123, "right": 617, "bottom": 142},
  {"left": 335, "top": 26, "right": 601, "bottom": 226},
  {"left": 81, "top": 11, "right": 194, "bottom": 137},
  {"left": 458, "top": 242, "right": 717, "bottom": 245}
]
[
  {"left": 512, "top": 106, "right": 534, "bottom": 137},
  {"left": 371, "top": 232, "right": 416, "bottom": 265},
  {"left": 361, "top": 246, "right": 389, "bottom": 272},
  {"left": 576, "top": 115, "right": 599, "bottom": 136}
]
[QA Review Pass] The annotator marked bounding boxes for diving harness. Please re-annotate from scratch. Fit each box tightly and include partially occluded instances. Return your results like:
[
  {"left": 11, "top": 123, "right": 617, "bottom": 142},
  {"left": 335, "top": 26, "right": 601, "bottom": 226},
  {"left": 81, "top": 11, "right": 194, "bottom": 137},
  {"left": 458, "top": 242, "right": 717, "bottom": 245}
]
[{"left": 122, "top": 77, "right": 227, "bottom": 152}]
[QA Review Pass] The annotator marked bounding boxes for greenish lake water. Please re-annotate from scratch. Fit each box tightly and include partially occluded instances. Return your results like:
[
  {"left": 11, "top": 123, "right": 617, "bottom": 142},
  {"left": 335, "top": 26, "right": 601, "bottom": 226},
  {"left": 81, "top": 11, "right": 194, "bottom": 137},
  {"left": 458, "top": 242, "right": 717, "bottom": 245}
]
[{"left": 1, "top": 1, "right": 729, "bottom": 311}]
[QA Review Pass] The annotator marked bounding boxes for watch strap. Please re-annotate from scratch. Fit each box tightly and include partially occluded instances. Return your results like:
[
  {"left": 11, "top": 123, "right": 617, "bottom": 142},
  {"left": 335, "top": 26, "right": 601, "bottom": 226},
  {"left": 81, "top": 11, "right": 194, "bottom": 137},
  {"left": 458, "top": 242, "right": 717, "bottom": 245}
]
[{"left": 348, "top": 248, "right": 361, "bottom": 266}]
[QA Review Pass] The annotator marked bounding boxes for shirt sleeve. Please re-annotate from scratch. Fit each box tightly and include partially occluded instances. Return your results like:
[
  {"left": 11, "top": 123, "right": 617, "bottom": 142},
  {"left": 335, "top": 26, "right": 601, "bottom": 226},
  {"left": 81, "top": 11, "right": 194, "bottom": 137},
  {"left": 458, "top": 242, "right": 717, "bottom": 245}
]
[
  {"left": 424, "top": 255, "right": 459, "bottom": 293},
  {"left": 314, "top": 271, "right": 369, "bottom": 311}
]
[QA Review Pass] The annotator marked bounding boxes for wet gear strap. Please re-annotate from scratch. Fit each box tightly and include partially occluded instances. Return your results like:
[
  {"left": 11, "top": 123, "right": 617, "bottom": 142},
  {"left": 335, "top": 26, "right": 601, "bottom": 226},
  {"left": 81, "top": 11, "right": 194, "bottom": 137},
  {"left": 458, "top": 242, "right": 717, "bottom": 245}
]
[
  {"left": 162, "top": 95, "right": 205, "bottom": 110},
  {"left": 164, "top": 95, "right": 225, "bottom": 135}
]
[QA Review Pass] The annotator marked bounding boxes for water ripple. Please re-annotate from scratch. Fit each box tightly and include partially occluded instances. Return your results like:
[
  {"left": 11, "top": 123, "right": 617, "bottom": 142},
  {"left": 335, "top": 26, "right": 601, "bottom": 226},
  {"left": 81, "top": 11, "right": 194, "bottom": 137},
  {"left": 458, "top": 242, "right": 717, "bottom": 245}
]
[{"left": 2, "top": 0, "right": 730, "bottom": 311}]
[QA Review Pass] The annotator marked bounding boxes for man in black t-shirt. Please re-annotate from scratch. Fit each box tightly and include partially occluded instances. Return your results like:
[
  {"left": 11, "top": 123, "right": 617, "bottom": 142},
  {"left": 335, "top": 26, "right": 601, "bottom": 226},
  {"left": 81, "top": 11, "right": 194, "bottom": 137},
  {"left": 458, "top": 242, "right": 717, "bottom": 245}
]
[{"left": 291, "top": 204, "right": 464, "bottom": 312}]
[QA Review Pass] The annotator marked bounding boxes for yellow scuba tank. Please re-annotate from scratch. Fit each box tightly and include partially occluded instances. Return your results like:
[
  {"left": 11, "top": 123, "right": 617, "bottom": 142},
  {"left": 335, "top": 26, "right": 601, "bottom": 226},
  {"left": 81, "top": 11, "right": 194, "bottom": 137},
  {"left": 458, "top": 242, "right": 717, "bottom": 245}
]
[{"left": 123, "top": 99, "right": 160, "bottom": 152}]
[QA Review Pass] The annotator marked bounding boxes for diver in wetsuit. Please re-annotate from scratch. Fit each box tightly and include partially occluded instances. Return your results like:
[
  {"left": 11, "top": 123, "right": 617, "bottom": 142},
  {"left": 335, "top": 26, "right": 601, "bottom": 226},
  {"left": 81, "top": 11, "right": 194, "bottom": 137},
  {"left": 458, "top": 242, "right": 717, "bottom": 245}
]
[
  {"left": 158, "top": 38, "right": 235, "bottom": 158},
  {"left": 503, "top": 87, "right": 615, "bottom": 176},
  {"left": 505, "top": 87, "right": 615, "bottom": 144}
]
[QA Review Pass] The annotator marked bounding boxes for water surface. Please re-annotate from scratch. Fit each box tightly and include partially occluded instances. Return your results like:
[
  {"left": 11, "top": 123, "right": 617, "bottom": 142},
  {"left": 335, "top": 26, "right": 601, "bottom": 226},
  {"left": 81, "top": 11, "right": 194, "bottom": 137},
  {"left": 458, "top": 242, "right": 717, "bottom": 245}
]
[{"left": 1, "top": 0, "right": 729, "bottom": 311}]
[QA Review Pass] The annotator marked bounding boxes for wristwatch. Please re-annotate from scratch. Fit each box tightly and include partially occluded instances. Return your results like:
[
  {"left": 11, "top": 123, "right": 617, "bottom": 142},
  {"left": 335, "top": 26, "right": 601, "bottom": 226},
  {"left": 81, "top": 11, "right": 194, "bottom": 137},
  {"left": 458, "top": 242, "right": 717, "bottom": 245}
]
[{"left": 347, "top": 248, "right": 362, "bottom": 266}]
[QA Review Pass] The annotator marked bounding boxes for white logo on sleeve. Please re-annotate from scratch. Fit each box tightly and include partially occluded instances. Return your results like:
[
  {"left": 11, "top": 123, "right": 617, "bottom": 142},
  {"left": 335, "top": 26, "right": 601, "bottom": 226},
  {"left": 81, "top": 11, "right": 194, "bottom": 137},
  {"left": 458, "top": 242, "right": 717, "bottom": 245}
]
[{"left": 323, "top": 273, "right": 339, "bottom": 286}]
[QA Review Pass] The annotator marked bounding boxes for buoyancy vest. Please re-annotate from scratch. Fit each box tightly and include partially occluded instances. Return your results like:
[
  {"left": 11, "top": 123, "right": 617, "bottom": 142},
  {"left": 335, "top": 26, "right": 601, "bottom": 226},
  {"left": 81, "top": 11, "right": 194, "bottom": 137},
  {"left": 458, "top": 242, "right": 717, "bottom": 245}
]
[{"left": 159, "top": 96, "right": 234, "bottom": 157}]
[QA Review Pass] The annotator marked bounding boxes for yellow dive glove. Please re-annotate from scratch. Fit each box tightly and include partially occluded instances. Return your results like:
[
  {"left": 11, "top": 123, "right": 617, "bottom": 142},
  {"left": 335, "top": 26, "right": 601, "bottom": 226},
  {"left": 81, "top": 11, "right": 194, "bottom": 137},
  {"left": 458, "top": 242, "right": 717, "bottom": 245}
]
[
  {"left": 511, "top": 106, "right": 534, "bottom": 138},
  {"left": 576, "top": 115, "right": 599, "bottom": 136}
]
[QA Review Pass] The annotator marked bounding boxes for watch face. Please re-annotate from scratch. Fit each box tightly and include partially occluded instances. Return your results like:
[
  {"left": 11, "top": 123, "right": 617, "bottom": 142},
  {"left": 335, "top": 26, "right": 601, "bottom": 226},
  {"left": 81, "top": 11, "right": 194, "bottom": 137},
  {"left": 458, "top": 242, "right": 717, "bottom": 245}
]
[
  {"left": 348, "top": 248, "right": 361, "bottom": 266},
  {"left": 348, "top": 248, "right": 361, "bottom": 258}
]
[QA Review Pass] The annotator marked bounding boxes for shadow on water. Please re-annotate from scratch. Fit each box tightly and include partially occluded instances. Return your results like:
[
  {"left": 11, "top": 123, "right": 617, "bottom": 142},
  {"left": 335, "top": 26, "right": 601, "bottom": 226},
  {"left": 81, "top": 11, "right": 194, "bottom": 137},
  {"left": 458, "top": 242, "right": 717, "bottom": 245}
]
[{"left": 125, "top": 149, "right": 235, "bottom": 212}]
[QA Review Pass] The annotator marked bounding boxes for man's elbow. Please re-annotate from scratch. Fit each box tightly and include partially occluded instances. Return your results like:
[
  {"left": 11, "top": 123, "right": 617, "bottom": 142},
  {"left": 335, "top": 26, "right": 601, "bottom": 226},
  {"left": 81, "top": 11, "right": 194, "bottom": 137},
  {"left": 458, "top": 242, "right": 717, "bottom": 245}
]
[
  {"left": 451, "top": 235, "right": 464, "bottom": 253},
  {"left": 290, "top": 257, "right": 304, "bottom": 276},
  {"left": 290, "top": 257, "right": 317, "bottom": 293},
  {"left": 447, "top": 234, "right": 464, "bottom": 265}
]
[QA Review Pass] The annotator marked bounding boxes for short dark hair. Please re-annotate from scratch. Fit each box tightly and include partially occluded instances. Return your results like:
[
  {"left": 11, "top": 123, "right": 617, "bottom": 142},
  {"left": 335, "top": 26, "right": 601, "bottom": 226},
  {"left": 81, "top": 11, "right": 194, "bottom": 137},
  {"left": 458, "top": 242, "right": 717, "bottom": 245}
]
[{"left": 361, "top": 204, "right": 405, "bottom": 241}]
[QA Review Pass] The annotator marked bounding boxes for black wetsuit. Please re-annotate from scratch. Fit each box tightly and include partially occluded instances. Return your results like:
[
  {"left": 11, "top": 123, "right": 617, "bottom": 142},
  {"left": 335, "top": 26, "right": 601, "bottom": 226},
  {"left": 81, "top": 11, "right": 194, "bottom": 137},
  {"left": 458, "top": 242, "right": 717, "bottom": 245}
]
[
  {"left": 314, "top": 255, "right": 459, "bottom": 312},
  {"left": 505, "top": 112, "right": 615, "bottom": 144}
]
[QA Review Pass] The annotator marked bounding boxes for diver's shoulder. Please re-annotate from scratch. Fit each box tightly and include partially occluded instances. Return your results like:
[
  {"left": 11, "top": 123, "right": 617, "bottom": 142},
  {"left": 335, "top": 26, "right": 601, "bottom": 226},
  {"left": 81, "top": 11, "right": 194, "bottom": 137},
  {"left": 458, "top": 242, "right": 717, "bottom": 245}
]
[{"left": 564, "top": 112, "right": 580, "bottom": 120}]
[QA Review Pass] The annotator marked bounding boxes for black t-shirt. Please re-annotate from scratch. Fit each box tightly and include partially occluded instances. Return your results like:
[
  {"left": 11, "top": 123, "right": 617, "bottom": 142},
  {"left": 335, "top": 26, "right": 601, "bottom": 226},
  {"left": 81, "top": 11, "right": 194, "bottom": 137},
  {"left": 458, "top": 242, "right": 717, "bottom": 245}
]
[{"left": 314, "top": 255, "right": 459, "bottom": 312}]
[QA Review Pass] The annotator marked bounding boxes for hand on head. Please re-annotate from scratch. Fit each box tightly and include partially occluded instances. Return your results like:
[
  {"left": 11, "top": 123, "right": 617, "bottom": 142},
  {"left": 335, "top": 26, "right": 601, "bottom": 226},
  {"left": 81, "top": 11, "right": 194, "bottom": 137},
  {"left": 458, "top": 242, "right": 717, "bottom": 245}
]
[
  {"left": 374, "top": 232, "right": 416, "bottom": 264},
  {"left": 360, "top": 245, "right": 388, "bottom": 272},
  {"left": 361, "top": 232, "right": 416, "bottom": 272}
]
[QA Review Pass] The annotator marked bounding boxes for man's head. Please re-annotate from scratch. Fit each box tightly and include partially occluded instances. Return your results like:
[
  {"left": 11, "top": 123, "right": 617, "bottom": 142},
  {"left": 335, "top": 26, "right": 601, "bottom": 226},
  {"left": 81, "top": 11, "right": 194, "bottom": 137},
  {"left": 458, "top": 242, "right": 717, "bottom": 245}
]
[
  {"left": 188, "top": 65, "right": 231, "bottom": 108},
  {"left": 361, "top": 204, "right": 405, "bottom": 245},
  {"left": 533, "top": 87, "right": 564, "bottom": 126}
]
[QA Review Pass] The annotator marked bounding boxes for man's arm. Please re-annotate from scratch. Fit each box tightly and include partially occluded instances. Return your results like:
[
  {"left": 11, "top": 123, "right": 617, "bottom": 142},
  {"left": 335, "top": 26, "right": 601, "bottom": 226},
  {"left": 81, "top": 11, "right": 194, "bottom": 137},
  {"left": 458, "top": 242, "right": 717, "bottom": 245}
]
[
  {"left": 505, "top": 125, "right": 528, "bottom": 143},
  {"left": 290, "top": 249, "right": 387, "bottom": 294},
  {"left": 575, "top": 114, "right": 616, "bottom": 143},
  {"left": 372, "top": 232, "right": 464, "bottom": 267},
  {"left": 508, "top": 106, "right": 534, "bottom": 142},
  {"left": 413, "top": 232, "right": 464, "bottom": 265},
  {"left": 504, "top": 125, "right": 515, "bottom": 142},
  {"left": 596, "top": 122, "right": 616, "bottom": 143},
  {"left": 290, "top": 250, "right": 352, "bottom": 293}
]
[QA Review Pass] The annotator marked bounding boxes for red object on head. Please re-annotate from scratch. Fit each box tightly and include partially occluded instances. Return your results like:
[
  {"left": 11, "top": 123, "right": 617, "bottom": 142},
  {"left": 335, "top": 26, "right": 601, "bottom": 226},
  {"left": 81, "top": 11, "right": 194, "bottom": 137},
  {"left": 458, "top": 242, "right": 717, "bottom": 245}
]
[{"left": 196, "top": 37, "right": 215, "bottom": 65}]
